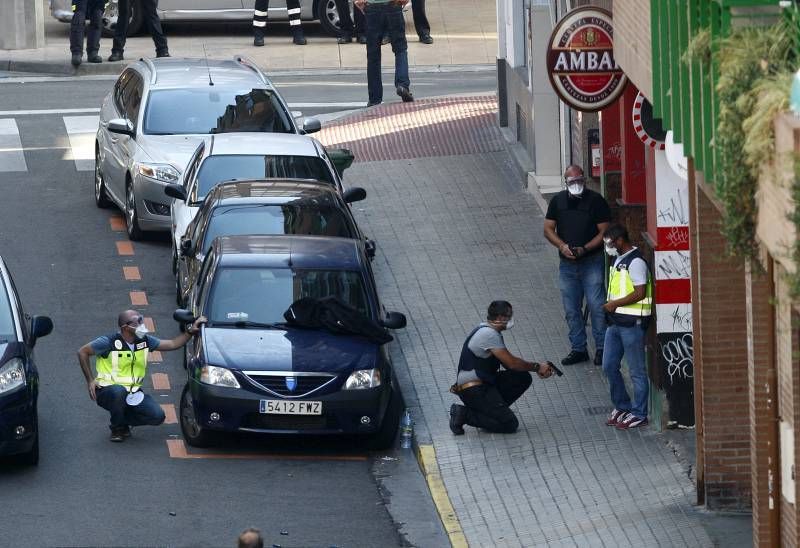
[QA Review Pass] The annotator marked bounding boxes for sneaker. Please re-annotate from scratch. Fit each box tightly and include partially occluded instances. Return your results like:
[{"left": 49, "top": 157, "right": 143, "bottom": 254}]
[
  {"left": 677, "top": 423, "right": 695, "bottom": 430},
  {"left": 616, "top": 414, "right": 648, "bottom": 430},
  {"left": 561, "top": 350, "right": 589, "bottom": 365},
  {"left": 666, "top": 420, "right": 678, "bottom": 429},
  {"left": 606, "top": 409, "right": 627, "bottom": 427},
  {"left": 108, "top": 51, "right": 124, "bottom": 62},
  {"left": 109, "top": 428, "right": 127, "bottom": 442},
  {"left": 593, "top": 349, "right": 603, "bottom": 366},
  {"left": 70, "top": 53, "right": 82, "bottom": 67},
  {"left": 396, "top": 86, "right": 414, "bottom": 102},
  {"left": 449, "top": 403, "right": 466, "bottom": 435}
]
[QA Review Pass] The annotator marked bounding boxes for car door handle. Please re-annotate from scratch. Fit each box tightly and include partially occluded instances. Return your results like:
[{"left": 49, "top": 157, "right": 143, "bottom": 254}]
[{"left": 110, "top": 137, "right": 119, "bottom": 144}]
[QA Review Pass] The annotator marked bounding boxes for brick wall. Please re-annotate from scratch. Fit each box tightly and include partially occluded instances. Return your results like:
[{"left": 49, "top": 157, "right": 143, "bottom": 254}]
[{"left": 611, "top": 0, "right": 653, "bottom": 100}]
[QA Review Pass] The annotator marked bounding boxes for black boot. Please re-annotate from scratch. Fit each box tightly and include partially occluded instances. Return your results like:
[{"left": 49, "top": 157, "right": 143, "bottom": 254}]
[
  {"left": 108, "top": 51, "right": 124, "bottom": 62},
  {"left": 87, "top": 52, "right": 102, "bottom": 63},
  {"left": 292, "top": 27, "right": 307, "bottom": 45},
  {"left": 71, "top": 53, "right": 82, "bottom": 67},
  {"left": 253, "top": 29, "right": 265, "bottom": 47},
  {"left": 449, "top": 404, "right": 466, "bottom": 435}
]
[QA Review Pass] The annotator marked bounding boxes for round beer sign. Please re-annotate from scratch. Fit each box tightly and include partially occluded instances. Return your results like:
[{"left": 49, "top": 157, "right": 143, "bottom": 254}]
[{"left": 546, "top": 7, "right": 627, "bottom": 112}]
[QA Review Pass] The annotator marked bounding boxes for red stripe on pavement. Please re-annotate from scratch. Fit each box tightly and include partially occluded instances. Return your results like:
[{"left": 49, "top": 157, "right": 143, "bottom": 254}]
[{"left": 656, "top": 279, "right": 692, "bottom": 304}]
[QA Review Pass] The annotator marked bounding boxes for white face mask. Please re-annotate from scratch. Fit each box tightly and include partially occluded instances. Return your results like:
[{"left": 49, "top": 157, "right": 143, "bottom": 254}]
[
  {"left": 504, "top": 318, "right": 514, "bottom": 330},
  {"left": 567, "top": 183, "right": 585, "bottom": 196},
  {"left": 134, "top": 323, "right": 150, "bottom": 338},
  {"left": 604, "top": 239, "right": 618, "bottom": 257}
]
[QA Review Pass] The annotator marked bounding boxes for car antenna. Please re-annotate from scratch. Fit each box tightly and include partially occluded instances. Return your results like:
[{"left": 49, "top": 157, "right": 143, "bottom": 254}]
[{"left": 202, "top": 44, "right": 214, "bottom": 86}]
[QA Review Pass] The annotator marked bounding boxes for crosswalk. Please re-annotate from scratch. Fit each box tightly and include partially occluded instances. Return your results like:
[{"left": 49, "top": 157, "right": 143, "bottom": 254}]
[{"left": 0, "top": 114, "right": 99, "bottom": 174}]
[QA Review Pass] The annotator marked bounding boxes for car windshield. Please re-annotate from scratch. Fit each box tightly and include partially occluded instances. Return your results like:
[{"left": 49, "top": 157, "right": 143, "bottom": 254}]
[
  {"left": 207, "top": 268, "right": 369, "bottom": 325},
  {"left": 143, "top": 88, "right": 293, "bottom": 135},
  {"left": 195, "top": 155, "right": 335, "bottom": 199},
  {"left": 0, "top": 281, "right": 15, "bottom": 342},
  {"left": 202, "top": 204, "right": 354, "bottom": 252}
]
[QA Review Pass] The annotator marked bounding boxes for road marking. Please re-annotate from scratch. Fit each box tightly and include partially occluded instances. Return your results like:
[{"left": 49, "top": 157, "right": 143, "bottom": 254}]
[
  {"left": 161, "top": 404, "right": 178, "bottom": 424},
  {"left": 149, "top": 350, "right": 163, "bottom": 362},
  {"left": 123, "top": 266, "right": 141, "bottom": 281},
  {"left": 116, "top": 241, "right": 134, "bottom": 255},
  {"left": 129, "top": 290, "right": 148, "bottom": 306},
  {"left": 151, "top": 372, "right": 170, "bottom": 390},
  {"left": 417, "top": 445, "right": 468, "bottom": 548},
  {"left": 62, "top": 115, "right": 99, "bottom": 171},
  {"left": 166, "top": 439, "right": 368, "bottom": 461},
  {"left": 0, "top": 118, "right": 27, "bottom": 172},
  {"left": 109, "top": 216, "right": 125, "bottom": 231},
  {"left": 0, "top": 107, "right": 101, "bottom": 116}
]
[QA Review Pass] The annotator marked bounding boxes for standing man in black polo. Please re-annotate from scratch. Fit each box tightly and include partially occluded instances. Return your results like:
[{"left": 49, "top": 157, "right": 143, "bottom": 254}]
[
  {"left": 543, "top": 165, "right": 611, "bottom": 366},
  {"left": 108, "top": 0, "right": 169, "bottom": 62}
]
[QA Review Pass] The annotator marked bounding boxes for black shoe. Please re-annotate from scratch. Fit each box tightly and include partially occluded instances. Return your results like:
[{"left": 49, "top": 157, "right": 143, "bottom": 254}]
[
  {"left": 70, "top": 53, "right": 82, "bottom": 67},
  {"left": 419, "top": 33, "right": 433, "bottom": 44},
  {"left": 449, "top": 404, "right": 466, "bottom": 435},
  {"left": 561, "top": 350, "right": 589, "bottom": 365},
  {"left": 254, "top": 34, "right": 265, "bottom": 47},
  {"left": 357, "top": 34, "right": 367, "bottom": 44},
  {"left": 120, "top": 425, "right": 132, "bottom": 438},
  {"left": 156, "top": 51, "right": 170, "bottom": 58},
  {"left": 593, "top": 349, "right": 603, "bottom": 366},
  {"left": 381, "top": 35, "right": 390, "bottom": 45},
  {"left": 366, "top": 101, "right": 382, "bottom": 107},
  {"left": 109, "top": 428, "right": 126, "bottom": 442},
  {"left": 396, "top": 86, "right": 414, "bottom": 102},
  {"left": 108, "top": 51, "right": 124, "bottom": 62},
  {"left": 87, "top": 52, "right": 102, "bottom": 64},
  {"left": 338, "top": 34, "right": 353, "bottom": 44},
  {"left": 292, "top": 28, "right": 307, "bottom": 45}
]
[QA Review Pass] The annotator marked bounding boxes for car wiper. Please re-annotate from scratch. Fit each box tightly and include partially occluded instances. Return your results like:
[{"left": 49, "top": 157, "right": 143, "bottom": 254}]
[{"left": 209, "top": 320, "right": 289, "bottom": 329}]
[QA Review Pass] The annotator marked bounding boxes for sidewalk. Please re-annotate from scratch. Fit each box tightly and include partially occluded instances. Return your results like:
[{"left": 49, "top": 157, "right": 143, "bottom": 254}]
[
  {"left": 317, "top": 97, "right": 752, "bottom": 547},
  {"left": 1, "top": 0, "right": 496, "bottom": 74}
]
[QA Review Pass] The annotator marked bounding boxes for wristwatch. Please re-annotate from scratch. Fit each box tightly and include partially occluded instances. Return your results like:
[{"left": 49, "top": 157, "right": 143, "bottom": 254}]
[{"left": 532, "top": 362, "right": 540, "bottom": 372}]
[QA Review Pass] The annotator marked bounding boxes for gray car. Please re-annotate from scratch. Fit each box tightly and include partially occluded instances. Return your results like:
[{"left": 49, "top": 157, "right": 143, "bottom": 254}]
[
  {"left": 94, "top": 55, "right": 321, "bottom": 240},
  {"left": 49, "top": 0, "right": 347, "bottom": 37}
]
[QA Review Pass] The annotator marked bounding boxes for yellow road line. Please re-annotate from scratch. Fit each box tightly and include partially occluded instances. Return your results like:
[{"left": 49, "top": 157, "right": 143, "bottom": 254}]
[{"left": 417, "top": 444, "right": 468, "bottom": 548}]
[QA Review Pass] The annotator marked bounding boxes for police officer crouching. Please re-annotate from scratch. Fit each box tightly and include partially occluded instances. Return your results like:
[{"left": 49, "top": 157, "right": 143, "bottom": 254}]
[
  {"left": 77, "top": 309, "right": 206, "bottom": 442},
  {"left": 449, "top": 301, "right": 554, "bottom": 435}
]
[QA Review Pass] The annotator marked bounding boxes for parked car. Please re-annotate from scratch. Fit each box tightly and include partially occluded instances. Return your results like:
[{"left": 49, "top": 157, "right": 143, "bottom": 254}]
[
  {"left": 0, "top": 257, "right": 53, "bottom": 466},
  {"left": 174, "top": 235, "right": 406, "bottom": 449},
  {"left": 163, "top": 132, "right": 347, "bottom": 262},
  {"left": 95, "top": 55, "right": 321, "bottom": 240},
  {"left": 50, "top": 0, "right": 348, "bottom": 37},
  {"left": 171, "top": 179, "right": 374, "bottom": 305}
]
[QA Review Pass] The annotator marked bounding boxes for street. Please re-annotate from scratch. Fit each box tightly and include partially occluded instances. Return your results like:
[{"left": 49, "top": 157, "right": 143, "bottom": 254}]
[{"left": 0, "top": 70, "right": 491, "bottom": 547}]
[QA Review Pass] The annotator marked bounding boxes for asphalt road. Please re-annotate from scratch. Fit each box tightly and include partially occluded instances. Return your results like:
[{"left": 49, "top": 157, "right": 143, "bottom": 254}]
[{"left": 0, "top": 70, "right": 491, "bottom": 546}]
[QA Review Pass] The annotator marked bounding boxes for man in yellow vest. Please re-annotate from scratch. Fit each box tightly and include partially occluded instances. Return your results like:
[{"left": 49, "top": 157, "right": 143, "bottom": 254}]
[
  {"left": 77, "top": 309, "right": 205, "bottom": 442},
  {"left": 601, "top": 224, "right": 653, "bottom": 430}
]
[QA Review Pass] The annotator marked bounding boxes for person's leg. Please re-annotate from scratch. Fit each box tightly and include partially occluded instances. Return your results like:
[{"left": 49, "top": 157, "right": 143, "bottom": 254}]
[
  {"left": 111, "top": 0, "right": 129, "bottom": 56},
  {"left": 581, "top": 253, "right": 608, "bottom": 357},
  {"left": 494, "top": 370, "right": 532, "bottom": 407},
  {"left": 411, "top": 0, "right": 431, "bottom": 40},
  {"left": 141, "top": 0, "right": 168, "bottom": 56},
  {"left": 124, "top": 393, "right": 167, "bottom": 426},
  {"left": 620, "top": 325, "right": 648, "bottom": 419},
  {"left": 286, "top": 0, "right": 305, "bottom": 44},
  {"left": 334, "top": 0, "right": 354, "bottom": 40},
  {"left": 558, "top": 260, "right": 588, "bottom": 356},
  {"left": 458, "top": 384, "right": 520, "bottom": 433},
  {"left": 95, "top": 385, "right": 130, "bottom": 430},
  {"left": 601, "top": 325, "right": 632, "bottom": 413},
  {"left": 388, "top": 6, "right": 411, "bottom": 99},
  {"left": 85, "top": 1, "right": 103, "bottom": 62},
  {"left": 354, "top": 6, "right": 366, "bottom": 41},
  {"left": 69, "top": 0, "right": 88, "bottom": 63},
  {"left": 364, "top": 7, "right": 384, "bottom": 105}
]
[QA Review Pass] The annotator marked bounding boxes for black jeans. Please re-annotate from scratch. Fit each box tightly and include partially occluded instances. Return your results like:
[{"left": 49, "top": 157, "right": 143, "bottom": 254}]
[
  {"left": 70, "top": 0, "right": 104, "bottom": 55},
  {"left": 411, "top": 0, "right": 430, "bottom": 35},
  {"left": 334, "top": 0, "right": 365, "bottom": 36},
  {"left": 112, "top": 0, "right": 168, "bottom": 55},
  {"left": 365, "top": 3, "right": 409, "bottom": 104},
  {"left": 457, "top": 370, "right": 532, "bottom": 433}
]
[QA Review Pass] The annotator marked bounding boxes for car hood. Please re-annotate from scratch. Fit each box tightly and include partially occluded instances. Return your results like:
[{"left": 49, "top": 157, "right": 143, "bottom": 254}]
[
  {"left": 139, "top": 135, "right": 208, "bottom": 171},
  {"left": 202, "top": 327, "right": 378, "bottom": 374}
]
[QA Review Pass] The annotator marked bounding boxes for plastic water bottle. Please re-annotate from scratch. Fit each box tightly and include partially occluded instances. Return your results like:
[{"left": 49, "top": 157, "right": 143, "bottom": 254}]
[{"left": 400, "top": 409, "right": 413, "bottom": 449}]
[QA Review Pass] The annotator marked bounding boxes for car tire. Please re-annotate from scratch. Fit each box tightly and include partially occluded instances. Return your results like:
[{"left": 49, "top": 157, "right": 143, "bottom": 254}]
[
  {"left": 316, "top": 0, "right": 343, "bottom": 36},
  {"left": 94, "top": 147, "right": 112, "bottom": 209},
  {"left": 365, "top": 388, "right": 401, "bottom": 451},
  {"left": 101, "top": 1, "right": 144, "bottom": 38},
  {"left": 180, "top": 382, "right": 217, "bottom": 448},
  {"left": 15, "top": 421, "right": 39, "bottom": 466},
  {"left": 125, "top": 179, "right": 144, "bottom": 241}
]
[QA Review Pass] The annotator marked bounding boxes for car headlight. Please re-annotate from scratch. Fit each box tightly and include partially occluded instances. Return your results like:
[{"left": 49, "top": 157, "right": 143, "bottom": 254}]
[
  {"left": 344, "top": 369, "right": 381, "bottom": 390},
  {"left": 0, "top": 358, "right": 26, "bottom": 394},
  {"left": 138, "top": 163, "right": 180, "bottom": 183},
  {"left": 199, "top": 365, "right": 240, "bottom": 388}
]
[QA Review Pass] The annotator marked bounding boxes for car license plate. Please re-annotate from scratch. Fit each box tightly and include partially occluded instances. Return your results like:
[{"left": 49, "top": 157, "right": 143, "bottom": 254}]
[{"left": 259, "top": 400, "right": 322, "bottom": 415}]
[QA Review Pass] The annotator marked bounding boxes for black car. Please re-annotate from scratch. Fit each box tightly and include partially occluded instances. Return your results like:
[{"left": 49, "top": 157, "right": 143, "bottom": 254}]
[
  {"left": 169, "top": 179, "right": 374, "bottom": 306},
  {"left": 0, "top": 257, "right": 53, "bottom": 465},
  {"left": 175, "top": 235, "right": 406, "bottom": 449}
]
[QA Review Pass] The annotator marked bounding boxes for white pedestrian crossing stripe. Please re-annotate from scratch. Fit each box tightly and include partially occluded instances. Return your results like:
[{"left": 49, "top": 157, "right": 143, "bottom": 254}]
[
  {"left": 63, "top": 115, "right": 99, "bottom": 172},
  {"left": 0, "top": 118, "right": 27, "bottom": 172}
]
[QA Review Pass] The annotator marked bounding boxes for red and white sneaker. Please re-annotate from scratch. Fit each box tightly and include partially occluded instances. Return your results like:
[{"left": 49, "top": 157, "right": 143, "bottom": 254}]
[
  {"left": 606, "top": 409, "right": 628, "bottom": 426},
  {"left": 616, "top": 414, "right": 648, "bottom": 429}
]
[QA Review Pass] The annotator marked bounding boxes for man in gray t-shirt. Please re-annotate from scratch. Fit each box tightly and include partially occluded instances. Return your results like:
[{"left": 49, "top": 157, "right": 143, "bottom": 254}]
[{"left": 449, "top": 301, "right": 554, "bottom": 435}]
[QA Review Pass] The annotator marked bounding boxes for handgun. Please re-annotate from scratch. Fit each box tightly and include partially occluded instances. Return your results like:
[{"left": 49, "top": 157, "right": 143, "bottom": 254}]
[{"left": 543, "top": 360, "right": 564, "bottom": 377}]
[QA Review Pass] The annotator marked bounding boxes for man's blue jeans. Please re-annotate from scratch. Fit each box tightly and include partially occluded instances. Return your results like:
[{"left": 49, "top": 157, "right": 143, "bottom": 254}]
[
  {"left": 558, "top": 253, "right": 606, "bottom": 353},
  {"left": 364, "top": 3, "right": 410, "bottom": 104},
  {"left": 602, "top": 323, "right": 648, "bottom": 419},
  {"left": 95, "top": 384, "right": 166, "bottom": 430}
]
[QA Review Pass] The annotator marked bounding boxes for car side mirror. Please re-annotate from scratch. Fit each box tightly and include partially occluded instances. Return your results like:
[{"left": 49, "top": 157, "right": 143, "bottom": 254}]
[
  {"left": 173, "top": 309, "right": 196, "bottom": 324},
  {"left": 107, "top": 118, "right": 135, "bottom": 138},
  {"left": 302, "top": 117, "right": 321, "bottom": 134},
  {"left": 328, "top": 148, "right": 354, "bottom": 177},
  {"left": 30, "top": 315, "right": 54, "bottom": 346},
  {"left": 380, "top": 312, "right": 407, "bottom": 330},
  {"left": 165, "top": 183, "right": 187, "bottom": 201},
  {"left": 180, "top": 239, "right": 194, "bottom": 257},
  {"left": 342, "top": 187, "right": 367, "bottom": 204}
]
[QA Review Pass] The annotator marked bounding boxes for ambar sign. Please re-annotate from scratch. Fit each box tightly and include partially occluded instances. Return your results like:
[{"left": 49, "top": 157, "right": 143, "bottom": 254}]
[{"left": 546, "top": 7, "right": 627, "bottom": 112}]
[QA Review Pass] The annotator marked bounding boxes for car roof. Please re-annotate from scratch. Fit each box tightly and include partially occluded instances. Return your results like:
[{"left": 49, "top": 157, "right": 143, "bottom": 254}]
[
  {"left": 213, "top": 235, "right": 363, "bottom": 270},
  {"left": 207, "top": 133, "right": 321, "bottom": 157},
  {"left": 205, "top": 180, "right": 340, "bottom": 206},
  {"left": 139, "top": 57, "right": 272, "bottom": 89}
]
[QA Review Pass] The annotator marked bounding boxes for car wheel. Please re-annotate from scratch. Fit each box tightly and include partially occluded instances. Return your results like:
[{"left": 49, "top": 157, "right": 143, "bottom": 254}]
[
  {"left": 316, "top": 0, "right": 342, "bottom": 36},
  {"left": 94, "top": 147, "right": 112, "bottom": 209},
  {"left": 180, "top": 382, "right": 217, "bottom": 448},
  {"left": 365, "top": 388, "right": 401, "bottom": 451},
  {"left": 101, "top": 1, "right": 144, "bottom": 38},
  {"left": 125, "top": 180, "right": 144, "bottom": 241}
]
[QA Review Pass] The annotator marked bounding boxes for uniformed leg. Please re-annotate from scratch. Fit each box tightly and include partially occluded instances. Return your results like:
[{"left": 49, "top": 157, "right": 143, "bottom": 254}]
[
  {"left": 253, "top": 0, "right": 268, "bottom": 46},
  {"left": 458, "top": 384, "right": 521, "bottom": 433},
  {"left": 141, "top": 0, "right": 169, "bottom": 56},
  {"left": 95, "top": 385, "right": 130, "bottom": 430},
  {"left": 69, "top": 0, "right": 88, "bottom": 66},
  {"left": 354, "top": 7, "right": 366, "bottom": 42},
  {"left": 287, "top": 0, "right": 306, "bottom": 45},
  {"left": 85, "top": 0, "right": 104, "bottom": 62},
  {"left": 334, "top": 0, "right": 354, "bottom": 42},
  {"left": 124, "top": 393, "right": 166, "bottom": 426},
  {"left": 111, "top": 0, "right": 129, "bottom": 56}
]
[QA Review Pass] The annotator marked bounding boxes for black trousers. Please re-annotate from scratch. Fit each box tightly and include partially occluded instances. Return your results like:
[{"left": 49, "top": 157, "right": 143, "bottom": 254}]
[
  {"left": 457, "top": 370, "right": 532, "bottom": 433},
  {"left": 411, "top": 0, "right": 429, "bottom": 35},
  {"left": 334, "top": 0, "right": 365, "bottom": 36},
  {"left": 253, "top": 0, "right": 302, "bottom": 36},
  {"left": 112, "top": 0, "right": 168, "bottom": 55},
  {"left": 70, "top": 0, "right": 105, "bottom": 54}
]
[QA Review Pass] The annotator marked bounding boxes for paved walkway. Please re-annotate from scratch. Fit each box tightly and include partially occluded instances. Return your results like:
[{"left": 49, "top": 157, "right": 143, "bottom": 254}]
[
  {"left": 2, "top": 0, "right": 496, "bottom": 74},
  {"left": 318, "top": 98, "right": 732, "bottom": 547}
]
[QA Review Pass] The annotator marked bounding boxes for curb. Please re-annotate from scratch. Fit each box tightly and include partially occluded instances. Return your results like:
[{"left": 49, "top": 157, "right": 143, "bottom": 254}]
[{"left": 416, "top": 444, "right": 468, "bottom": 548}]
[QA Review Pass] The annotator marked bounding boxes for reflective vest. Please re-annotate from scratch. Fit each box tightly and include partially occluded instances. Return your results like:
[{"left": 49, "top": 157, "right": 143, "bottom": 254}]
[
  {"left": 94, "top": 334, "right": 152, "bottom": 391},
  {"left": 607, "top": 248, "right": 653, "bottom": 325}
]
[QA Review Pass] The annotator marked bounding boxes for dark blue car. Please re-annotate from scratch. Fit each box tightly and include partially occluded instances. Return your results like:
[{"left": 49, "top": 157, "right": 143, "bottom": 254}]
[
  {"left": 0, "top": 257, "right": 53, "bottom": 465},
  {"left": 175, "top": 235, "right": 406, "bottom": 449}
]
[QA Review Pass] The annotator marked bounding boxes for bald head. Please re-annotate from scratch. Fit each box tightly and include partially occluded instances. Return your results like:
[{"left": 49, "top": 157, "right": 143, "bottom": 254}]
[
  {"left": 564, "top": 164, "right": 584, "bottom": 179},
  {"left": 237, "top": 528, "right": 263, "bottom": 548},
  {"left": 118, "top": 310, "right": 141, "bottom": 328}
]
